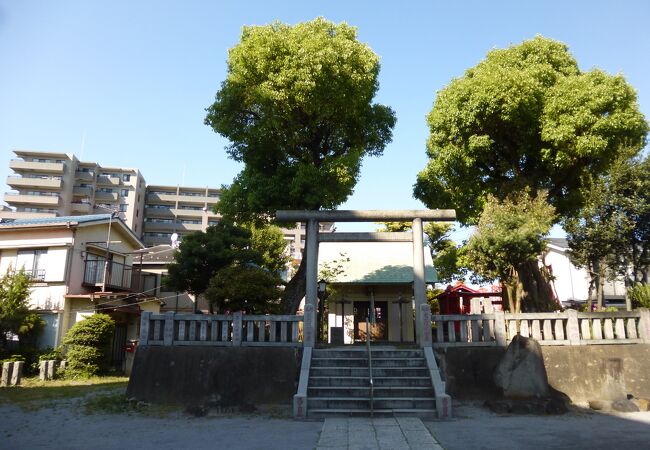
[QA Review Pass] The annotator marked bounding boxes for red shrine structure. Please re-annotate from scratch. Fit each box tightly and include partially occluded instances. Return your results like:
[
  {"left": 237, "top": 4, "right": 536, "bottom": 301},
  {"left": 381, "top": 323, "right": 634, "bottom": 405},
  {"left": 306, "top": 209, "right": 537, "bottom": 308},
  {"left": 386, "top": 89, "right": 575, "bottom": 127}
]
[{"left": 435, "top": 283, "right": 503, "bottom": 314}]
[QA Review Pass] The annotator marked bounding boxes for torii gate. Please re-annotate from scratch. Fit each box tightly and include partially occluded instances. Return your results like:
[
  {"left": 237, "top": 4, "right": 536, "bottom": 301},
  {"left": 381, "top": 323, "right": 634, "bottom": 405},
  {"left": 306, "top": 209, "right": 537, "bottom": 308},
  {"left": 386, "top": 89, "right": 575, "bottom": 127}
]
[{"left": 275, "top": 209, "right": 456, "bottom": 346}]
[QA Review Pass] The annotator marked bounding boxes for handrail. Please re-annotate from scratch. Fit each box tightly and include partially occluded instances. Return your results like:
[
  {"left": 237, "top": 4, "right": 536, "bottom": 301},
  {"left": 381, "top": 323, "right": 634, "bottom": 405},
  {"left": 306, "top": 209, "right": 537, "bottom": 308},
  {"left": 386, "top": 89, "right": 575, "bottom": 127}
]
[{"left": 366, "top": 317, "right": 374, "bottom": 417}]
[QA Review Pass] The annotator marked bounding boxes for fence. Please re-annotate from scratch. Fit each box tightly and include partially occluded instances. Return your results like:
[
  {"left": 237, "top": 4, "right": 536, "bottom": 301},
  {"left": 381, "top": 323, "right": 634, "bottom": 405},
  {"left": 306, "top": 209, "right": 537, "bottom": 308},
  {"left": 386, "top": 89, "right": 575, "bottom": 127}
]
[
  {"left": 427, "top": 308, "right": 650, "bottom": 347},
  {"left": 83, "top": 259, "right": 134, "bottom": 291},
  {"left": 139, "top": 312, "right": 303, "bottom": 347}
]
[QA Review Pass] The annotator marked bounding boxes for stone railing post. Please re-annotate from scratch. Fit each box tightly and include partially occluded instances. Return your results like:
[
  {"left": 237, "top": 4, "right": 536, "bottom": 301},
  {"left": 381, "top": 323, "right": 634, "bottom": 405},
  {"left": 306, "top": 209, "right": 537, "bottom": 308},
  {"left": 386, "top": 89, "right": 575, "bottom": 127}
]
[
  {"left": 39, "top": 360, "right": 49, "bottom": 381},
  {"left": 494, "top": 311, "right": 507, "bottom": 347},
  {"left": 566, "top": 309, "right": 581, "bottom": 345},
  {"left": 10, "top": 361, "right": 23, "bottom": 386},
  {"left": 420, "top": 304, "right": 432, "bottom": 347},
  {"left": 163, "top": 311, "right": 175, "bottom": 346},
  {"left": 1, "top": 362, "right": 12, "bottom": 387},
  {"left": 232, "top": 311, "right": 242, "bottom": 346},
  {"left": 1, "top": 361, "right": 24, "bottom": 386},
  {"left": 638, "top": 308, "right": 650, "bottom": 343},
  {"left": 139, "top": 311, "right": 151, "bottom": 346},
  {"left": 39, "top": 360, "right": 57, "bottom": 381}
]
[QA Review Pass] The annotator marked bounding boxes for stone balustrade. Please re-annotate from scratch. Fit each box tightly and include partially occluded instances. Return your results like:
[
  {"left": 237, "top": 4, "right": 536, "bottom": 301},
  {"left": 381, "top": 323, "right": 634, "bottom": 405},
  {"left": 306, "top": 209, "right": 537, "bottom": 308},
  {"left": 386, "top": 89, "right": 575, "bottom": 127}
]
[
  {"left": 428, "top": 309, "right": 650, "bottom": 347},
  {"left": 139, "top": 312, "right": 303, "bottom": 347},
  {"left": 1, "top": 361, "right": 24, "bottom": 387}
]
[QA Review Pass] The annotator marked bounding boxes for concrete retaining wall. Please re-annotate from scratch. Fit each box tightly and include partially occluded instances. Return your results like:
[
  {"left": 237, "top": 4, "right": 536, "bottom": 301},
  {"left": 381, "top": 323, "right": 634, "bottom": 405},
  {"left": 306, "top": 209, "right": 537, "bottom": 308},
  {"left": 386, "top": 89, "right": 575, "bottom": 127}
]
[
  {"left": 126, "top": 346, "right": 302, "bottom": 407},
  {"left": 437, "top": 344, "right": 650, "bottom": 402}
]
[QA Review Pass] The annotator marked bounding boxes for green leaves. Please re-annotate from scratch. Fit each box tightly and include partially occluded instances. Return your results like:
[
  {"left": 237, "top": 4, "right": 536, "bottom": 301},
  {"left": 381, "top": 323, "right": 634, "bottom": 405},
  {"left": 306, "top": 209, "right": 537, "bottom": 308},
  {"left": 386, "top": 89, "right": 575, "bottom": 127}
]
[
  {"left": 0, "top": 268, "right": 32, "bottom": 345},
  {"left": 415, "top": 36, "right": 648, "bottom": 225},
  {"left": 165, "top": 221, "right": 261, "bottom": 296},
  {"left": 565, "top": 155, "right": 650, "bottom": 286},
  {"left": 206, "top": 17, "right": 396, "bottom": 221},
  {"left": 461, "top": 192, "right": 555, "bottom": 283},
  {"left": 204, "top": 265, "right": 282, "bottom": 314},
  {"left": 63, "top": 314, "right": 115, "bottom": 378}
]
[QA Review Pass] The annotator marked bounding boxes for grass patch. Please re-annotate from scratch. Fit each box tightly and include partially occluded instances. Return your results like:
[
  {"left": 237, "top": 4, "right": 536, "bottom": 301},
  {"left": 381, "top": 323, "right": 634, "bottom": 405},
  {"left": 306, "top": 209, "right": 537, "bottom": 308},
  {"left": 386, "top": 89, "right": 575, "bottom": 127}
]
[
  {"left": 83, "top": 393, "right": 147, "bottom": 415},
  {"left": 83, "top": 393, "right": 178, "bottom": 417},
  {"left": 0, "top": 376, "right": 128, "bottom": 410}
]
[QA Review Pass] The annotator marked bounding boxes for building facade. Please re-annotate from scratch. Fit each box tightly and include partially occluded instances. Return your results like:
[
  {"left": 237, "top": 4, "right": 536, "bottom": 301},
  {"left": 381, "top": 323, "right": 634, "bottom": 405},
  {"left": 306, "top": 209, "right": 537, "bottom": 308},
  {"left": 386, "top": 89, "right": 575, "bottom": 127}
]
[
  {"left": 2, "top": 150, "right": 147, "bottom": 233},
  {"left": 2, "top": 150, "right": 317, "bottom": 254},
  {"left": 0, "top": 215, "right": 160, "bottom": 371},
  {"left": 142, "top": 185, "right": 221, "bottom": 246}
]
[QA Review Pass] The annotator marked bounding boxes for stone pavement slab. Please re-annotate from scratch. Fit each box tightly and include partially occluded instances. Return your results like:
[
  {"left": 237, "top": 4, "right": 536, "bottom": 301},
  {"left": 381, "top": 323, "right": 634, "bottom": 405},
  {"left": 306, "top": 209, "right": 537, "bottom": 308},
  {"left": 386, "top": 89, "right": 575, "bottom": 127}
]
[{"left": 317, "top": 417, "right": 443, "bottom": 450}]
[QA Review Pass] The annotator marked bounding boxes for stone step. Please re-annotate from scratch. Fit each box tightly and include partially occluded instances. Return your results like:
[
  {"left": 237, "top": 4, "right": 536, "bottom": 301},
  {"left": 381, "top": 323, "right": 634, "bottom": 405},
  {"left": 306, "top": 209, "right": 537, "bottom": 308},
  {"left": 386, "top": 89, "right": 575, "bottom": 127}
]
[
  {"left": 308, "top": 386, "right": 434, "bottom": 398},
  {"left": 309, "top": 376, "right": 432, "bottom": 387},
  {"left": 312, "top": 348, "right": 423, "bottom": 359},
  {"left": 307, "top": 408, "right": 437, "bottom": 419},
  {"left": 373, "top": 397, "right": 436, "bottom": 410},
  {"left": 308, "top": 397, "right": 371, "bottom": 410},
  {"left": 311, "top": 357, "right": 426, "bottom": 368},
  {"left": 311, "top": 357, "right": 368, "bottom": 367},
  {"left": 310, "top": 366, "right": 430, "bottom": 377},
  {"left": 308, "top": 397, "right": 436, "bottom": 410}
]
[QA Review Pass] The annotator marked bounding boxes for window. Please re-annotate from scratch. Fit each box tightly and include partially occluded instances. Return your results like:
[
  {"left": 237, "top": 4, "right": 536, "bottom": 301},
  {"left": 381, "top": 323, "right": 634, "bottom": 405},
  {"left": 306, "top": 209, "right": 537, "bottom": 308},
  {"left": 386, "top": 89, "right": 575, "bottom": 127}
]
[
  {"left": 119, "top": 204, "right": 128, "bottom": 212},
  {"left": 17, "top": 249, "right": 47, "bottom": 281},
  {"left": 120, "top": 189, "right": 129, "bottom": 197},
  {"left": 122, "top": 174, "right": 131, "bottom": 182}
]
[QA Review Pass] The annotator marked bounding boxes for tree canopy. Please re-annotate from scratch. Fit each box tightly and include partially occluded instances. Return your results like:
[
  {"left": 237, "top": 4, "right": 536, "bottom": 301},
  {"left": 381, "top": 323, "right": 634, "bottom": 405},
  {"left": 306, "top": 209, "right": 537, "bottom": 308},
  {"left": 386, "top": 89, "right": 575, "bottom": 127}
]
[
  {"left": 414, "top": 36, "right": 648, "bottom": 225},
  {"left": 205, "top": 18, "right": 396, "bottom": 313},
  {"left": 460, "top": 192, "right": 556, "bottom": 312},
  {"left": 565, "top": 155, "right": 650, "bottom": 308},
  {"left": 205, "top": 17, "right": 396, "bottom": 222},
  {"left": 204, "top": 265, "right": 282, "bottom": 314},
  {"left": 165, "top": 222, "right": 262, "bottom": 297},
  {"left": 165, "top": 222, "right": 288, "bottom": 313}
]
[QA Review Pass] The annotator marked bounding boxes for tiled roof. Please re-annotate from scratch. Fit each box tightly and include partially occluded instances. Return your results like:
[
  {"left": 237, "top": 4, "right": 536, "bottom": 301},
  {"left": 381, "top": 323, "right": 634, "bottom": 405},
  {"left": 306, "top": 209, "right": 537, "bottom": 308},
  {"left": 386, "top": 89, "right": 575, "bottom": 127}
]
[{"left": 0, "top": 214, "right": 112, "bottom": 227}]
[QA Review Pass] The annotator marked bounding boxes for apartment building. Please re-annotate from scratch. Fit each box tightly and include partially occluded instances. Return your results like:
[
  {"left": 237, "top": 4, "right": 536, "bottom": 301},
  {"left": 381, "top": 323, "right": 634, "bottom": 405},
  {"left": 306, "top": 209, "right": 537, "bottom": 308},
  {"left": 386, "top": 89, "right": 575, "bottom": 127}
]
[
  {"left": 142, "top": 185, "right": 221, "bottom": 246},
  {"left": 2, "top": 150, "right": 146, "bottom": 233},
  {"left": 2, "top": 150, "right": 332, "bottom": 255}
]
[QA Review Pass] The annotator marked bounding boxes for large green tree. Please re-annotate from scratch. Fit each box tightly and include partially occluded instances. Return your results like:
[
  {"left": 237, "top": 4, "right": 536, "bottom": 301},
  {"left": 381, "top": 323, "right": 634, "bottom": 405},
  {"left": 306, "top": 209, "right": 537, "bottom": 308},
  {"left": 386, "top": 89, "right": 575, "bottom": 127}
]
[
  {"left": 460, "top": 192, "right": 556, "bottom": 312},
  {"left": 565, "top": 155, "right": 650, "bottom": 309},
  {"left": 414, "top": 36, "right": 647, "bottom": 310},
  {"left": 414, "top": 36, "right": 648, "bottom": 224},
  {"left": 205, "top": 18, "right": 396, "bottom": 313}
]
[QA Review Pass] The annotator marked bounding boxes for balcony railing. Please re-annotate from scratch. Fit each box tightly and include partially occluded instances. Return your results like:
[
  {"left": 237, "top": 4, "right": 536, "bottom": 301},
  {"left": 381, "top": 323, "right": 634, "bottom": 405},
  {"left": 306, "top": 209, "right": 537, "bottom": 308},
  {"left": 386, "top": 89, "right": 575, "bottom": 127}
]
[
  {"left": 83, "top": 259, "right": 133, "bottom": 291},
  {"left": 24, "top": 269, "right": 46, "bottom": 281}
]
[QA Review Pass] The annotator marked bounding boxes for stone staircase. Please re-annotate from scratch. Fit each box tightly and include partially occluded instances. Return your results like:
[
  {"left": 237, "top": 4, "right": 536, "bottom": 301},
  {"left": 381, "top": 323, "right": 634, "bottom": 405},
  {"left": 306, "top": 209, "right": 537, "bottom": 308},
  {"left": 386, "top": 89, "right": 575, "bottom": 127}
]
[{"left": 307, "top": 346, "right": 436, "bottom": 418}]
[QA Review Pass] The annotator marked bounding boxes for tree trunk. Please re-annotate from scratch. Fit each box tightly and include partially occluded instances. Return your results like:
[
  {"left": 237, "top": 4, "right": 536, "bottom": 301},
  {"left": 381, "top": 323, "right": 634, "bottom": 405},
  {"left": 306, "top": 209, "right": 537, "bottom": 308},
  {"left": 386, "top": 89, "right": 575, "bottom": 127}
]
[
  {"left": 516, "top": 260, "right": 558, "bottom": 312},
  {"left": 280, "top": 256, "right": 307, "bottom": 314}
]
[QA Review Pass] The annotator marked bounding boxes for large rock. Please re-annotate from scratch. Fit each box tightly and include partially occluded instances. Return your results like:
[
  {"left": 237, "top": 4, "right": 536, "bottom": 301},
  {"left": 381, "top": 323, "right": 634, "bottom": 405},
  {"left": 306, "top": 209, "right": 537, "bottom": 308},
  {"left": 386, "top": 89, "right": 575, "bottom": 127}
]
[{"left": 494, "top": 335, "right": 550, "bottom": 398}]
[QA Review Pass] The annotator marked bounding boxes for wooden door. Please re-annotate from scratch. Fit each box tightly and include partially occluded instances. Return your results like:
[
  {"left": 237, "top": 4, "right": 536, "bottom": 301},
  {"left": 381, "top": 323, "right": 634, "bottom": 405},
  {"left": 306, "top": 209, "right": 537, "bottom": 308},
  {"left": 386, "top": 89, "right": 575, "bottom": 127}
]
[{"left": 354, "top": 301, "right": 388, "bottom": 341}]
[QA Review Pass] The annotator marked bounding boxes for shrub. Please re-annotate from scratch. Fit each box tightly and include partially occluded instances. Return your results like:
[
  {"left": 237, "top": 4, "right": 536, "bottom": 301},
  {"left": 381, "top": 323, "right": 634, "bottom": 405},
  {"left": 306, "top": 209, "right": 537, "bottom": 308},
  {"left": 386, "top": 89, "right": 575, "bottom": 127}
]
[
  {"left": 629, "top": 283, "right": 650, "bottom": 309},
  {"left": 63, "top": 314, "right": 115, "bottom": 378}
]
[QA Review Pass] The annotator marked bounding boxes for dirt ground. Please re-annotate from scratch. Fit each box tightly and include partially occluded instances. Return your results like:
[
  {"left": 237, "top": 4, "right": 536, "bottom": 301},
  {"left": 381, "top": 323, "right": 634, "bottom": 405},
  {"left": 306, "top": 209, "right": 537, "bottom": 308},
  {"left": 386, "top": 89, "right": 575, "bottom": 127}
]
[{"left": 2, "top": 394, "right": 650, "bottom": 450}]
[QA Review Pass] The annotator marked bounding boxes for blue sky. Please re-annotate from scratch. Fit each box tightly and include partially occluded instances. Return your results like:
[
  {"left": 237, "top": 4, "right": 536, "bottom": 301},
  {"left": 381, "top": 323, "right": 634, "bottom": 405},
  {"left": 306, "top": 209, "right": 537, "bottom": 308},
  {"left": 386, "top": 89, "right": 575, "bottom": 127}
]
[{"left": 1, "top": 0, "right": 649, "bottom": 238}]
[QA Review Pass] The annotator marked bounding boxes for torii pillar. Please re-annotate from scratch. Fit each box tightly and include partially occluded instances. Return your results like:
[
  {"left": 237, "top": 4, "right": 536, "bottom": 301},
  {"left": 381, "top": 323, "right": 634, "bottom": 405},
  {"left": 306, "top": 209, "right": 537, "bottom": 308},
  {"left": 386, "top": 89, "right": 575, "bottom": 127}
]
[{"left": 276, "top": 209, "right": 456, "bottom": 347}]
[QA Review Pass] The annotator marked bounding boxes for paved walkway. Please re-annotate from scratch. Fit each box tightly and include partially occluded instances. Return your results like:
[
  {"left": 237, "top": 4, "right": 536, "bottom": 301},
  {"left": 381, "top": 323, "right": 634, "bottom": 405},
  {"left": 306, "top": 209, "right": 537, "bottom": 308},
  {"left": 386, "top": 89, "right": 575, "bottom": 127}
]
[{"left": 316, "top": 417, "right": 443, "bottom": 450}]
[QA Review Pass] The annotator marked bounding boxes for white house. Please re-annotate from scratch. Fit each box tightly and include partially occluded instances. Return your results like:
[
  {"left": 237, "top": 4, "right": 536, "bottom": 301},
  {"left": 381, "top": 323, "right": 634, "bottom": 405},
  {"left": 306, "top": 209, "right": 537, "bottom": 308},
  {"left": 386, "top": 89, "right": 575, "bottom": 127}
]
[
  {"left": 0, "top": 214, "right": 161, "bottom": 371},
  {"left": 544, "top": 238, "right": 626, "bottom": 308}
]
